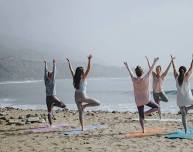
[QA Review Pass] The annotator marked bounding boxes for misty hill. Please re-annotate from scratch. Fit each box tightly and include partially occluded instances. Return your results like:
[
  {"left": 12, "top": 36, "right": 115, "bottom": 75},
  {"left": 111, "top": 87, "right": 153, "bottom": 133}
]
[{"left": 0, "top": 47, "right": 127, "bottom": 82}]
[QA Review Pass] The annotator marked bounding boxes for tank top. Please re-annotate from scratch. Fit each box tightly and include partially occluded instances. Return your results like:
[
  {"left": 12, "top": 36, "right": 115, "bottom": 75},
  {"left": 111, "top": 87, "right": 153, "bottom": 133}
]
[
  {"left": 176, "top": 78, "right": 193, "bottom": 107},
  {"left": 76, "top": 79, "right": 87, "bottom": 94}
]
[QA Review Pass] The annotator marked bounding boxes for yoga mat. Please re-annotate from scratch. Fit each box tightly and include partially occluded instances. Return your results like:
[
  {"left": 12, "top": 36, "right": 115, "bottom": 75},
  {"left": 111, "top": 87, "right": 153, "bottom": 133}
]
[
  {"left": 132, "top": 118, "right": 181, "bottom": 122},
  {"left": 29, "top": 123, "right": 69, "bottom": 133},
  {"left": 64, "top": 124, "right": 106, "bottom": 136},
  {"left": 124, "top": 127, "right": 169, "bottom": 138},
  {"left": 165, "top": 128, "right": 193, "bottom": 140}
]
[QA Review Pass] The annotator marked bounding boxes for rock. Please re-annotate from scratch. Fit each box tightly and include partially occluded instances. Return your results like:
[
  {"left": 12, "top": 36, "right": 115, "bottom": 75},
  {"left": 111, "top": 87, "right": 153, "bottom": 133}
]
[
  {"left": 0, "top": 112, "right": 6, "bottom": 116},
  {"left": 7, "top": 119, "right": 25, "bottom": 125},
  {"left": 86, "top": 112, "right": 95, "bottom": 116},
  {"left": 38, "top": 119, "right": 46, "bottom": 123},
  {"left": 27, "top": 117, "right": 40, "bottom": 123},
  {"left": 5, "top": 107, "right": 14, "bottom": 111},
  {"left": 16, "top": 121, "right": 26, "bottom": 125},
  {"left": 40, "top": 114, "right": 45, "bottom": 117},
  {"left": 18, "top": 116, "right": 25, "bottom": 119},
  {"left": 0, "top": 116, "right": 6, "bottom": 120},
  {"left": 0, "top": 120, "right": 4, "bottom": 125},
  {"left": 26, "top": 114, "right": 33, "bottom": 118},
  {"left": 9, "top": 116, "right": 14, "bottom": 119},
  {"left": 112, "top": 111, "right": 116, "bottom": 113}
]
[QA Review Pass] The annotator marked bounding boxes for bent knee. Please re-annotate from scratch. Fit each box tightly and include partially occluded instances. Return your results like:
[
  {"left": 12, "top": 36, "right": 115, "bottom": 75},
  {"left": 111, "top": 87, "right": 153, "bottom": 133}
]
[
  {"left": 95, "top": 101, "right": 101, "bottom": 106},
  {"left": 61, "top": 103, "right": 66, "bottom": 108}
]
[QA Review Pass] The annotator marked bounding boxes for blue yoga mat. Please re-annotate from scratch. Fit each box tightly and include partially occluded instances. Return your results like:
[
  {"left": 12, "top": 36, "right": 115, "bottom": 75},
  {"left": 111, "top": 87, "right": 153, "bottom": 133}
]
[
  {"left": 165, "top": 128, "right": 193, "bottom": 140},
  {"left": 64, "top": 124, "right": 106, "bottom": 136}
]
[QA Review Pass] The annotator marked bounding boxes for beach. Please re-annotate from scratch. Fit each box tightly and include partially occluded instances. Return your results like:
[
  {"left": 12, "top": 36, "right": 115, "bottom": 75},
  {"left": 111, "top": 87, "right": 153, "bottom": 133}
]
[{"left": 1, "top": 107, "right": 193, "bottom": 152}]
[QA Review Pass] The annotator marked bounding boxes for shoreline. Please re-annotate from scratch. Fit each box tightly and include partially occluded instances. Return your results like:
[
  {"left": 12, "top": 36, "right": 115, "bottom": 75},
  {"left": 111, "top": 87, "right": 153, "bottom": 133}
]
[{"left": 0, "top": 104, "right": 180, "bottom": 114}]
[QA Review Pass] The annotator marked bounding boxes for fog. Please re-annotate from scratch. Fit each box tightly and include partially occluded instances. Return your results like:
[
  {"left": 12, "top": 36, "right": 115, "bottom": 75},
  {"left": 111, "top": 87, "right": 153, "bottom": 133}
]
[{"left": 0, "top": 0, "right": 193, "bottom": 67}]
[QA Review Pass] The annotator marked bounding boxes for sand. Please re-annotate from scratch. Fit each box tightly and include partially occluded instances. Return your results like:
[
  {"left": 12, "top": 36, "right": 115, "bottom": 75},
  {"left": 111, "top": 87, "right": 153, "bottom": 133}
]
[{"left": 1, "top": 108, "right": 193, "bottom": 152}]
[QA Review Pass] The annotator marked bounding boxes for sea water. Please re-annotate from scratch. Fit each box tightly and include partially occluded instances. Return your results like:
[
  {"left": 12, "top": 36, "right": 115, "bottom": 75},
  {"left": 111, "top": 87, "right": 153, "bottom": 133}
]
[{"left": 0, "top": 76, "right": 191, "bottom": 113}]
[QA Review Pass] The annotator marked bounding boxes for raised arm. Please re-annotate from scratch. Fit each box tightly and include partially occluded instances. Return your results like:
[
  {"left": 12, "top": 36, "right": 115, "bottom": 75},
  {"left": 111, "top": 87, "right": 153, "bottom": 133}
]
[
  {"left": 162, "top": 60, "right": 172, "bottom": 78},
  {"left": 44, "top": 60, "right": 47, "bottom": 81},
  {"left": 170, "top": 55, "right": 178, "bottom": 79},
  {"left": 66, "top": 58, "right": 74, "bottom": 77},
  {"left": 83, "top": 55, "right": 92, "bottom": 80},
  {"left": 145, "top": 57, "right": 159, "bottom": 77},
  {"left": 145, "top": 56, "right": 151, "bottom": 69},
  {"left": 145, "top": 56, "right": 156, "bottom": 76},
  {"left": 185, "top": 54, "right": 193, "bottom": 80},
  {"left": 124, "top": 62, "right": 134, "bottom": 79},
  {"left": 52, "top": 59, "right": 56, "bottom": 81}
]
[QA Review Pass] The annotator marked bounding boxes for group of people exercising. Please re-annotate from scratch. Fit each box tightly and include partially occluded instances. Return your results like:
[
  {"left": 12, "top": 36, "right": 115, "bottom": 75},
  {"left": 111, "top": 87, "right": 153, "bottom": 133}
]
[{"left": 44, "top": 54, "right": 193, "bottom": 133}]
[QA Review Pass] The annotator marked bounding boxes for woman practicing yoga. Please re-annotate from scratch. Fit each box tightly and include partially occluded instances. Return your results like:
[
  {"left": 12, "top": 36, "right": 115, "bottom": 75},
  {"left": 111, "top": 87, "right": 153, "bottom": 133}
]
[
  {"left": 171, "top": 55, "right": 193, "bottom": 133},
  {"left": 44, "top": 59, "right": 66, "bottom": 126},
  {"left": 145, "top": 56, "right": 172, "bottom": 119},
  {"left": 124, "top": 57, "right": 159, "bottom": 133},
  {"left": 66, "top": 55, "right": 100, "bottom": 131}
]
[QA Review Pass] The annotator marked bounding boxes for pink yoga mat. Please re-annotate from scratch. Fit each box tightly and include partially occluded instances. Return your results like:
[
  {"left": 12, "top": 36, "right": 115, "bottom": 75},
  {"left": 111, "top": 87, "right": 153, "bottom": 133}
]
[{"left": 123, "top": 127, "right": 170, "bottom": 138}]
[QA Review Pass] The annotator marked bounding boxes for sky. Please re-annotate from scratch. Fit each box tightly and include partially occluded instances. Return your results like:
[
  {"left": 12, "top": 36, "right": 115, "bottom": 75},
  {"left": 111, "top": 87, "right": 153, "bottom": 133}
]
[{"left": 0, "top": 0, "right": 193, "bottom": 68}]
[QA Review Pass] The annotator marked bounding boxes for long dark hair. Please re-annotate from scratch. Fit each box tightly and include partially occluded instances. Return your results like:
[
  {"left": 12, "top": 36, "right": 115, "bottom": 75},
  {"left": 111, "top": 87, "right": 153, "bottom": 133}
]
[
  {"left": 178, "top": 66, "right": 187, "bottom": 86},
  {"left": 73, "top": 67, "right": 84, "bottom": 89}
]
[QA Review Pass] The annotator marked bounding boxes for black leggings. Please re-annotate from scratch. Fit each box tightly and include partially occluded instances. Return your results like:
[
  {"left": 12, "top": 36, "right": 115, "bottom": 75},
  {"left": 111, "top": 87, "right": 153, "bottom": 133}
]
[{"left": 137, "top": 102, "right": 158, "bottom": 119}]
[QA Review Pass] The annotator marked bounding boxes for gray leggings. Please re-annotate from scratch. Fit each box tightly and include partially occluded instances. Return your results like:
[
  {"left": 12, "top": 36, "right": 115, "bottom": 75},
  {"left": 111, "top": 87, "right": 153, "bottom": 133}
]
[
  {"left": 153, "top": 92, "right": 168, "bottom": 103},
  {"left": 75, "top": 91, "right": 100, "bottom": 110},
  {"left": 74, "top": 91, "right": 100, "bottom": 130}
]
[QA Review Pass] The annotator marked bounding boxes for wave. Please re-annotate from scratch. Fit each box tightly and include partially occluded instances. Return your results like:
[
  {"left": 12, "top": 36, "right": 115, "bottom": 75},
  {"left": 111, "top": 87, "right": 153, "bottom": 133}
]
[
  {"left": 0, "top": 98, "right": 16, "bottom": 102},
  {"left": 164, "top": 90, "right": 177, "bottom": 95},
  {"left": 164, "top": 89, "right": 193, "bottom": 95},
  {"left": 0, "top": 80, "right": 42, "bottom": 85}
]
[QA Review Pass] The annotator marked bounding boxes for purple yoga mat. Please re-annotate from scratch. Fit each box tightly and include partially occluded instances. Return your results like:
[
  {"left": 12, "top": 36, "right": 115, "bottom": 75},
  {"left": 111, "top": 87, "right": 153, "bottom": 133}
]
[{"left": 29, "top": 123, "right": 69, "bottom": 133}]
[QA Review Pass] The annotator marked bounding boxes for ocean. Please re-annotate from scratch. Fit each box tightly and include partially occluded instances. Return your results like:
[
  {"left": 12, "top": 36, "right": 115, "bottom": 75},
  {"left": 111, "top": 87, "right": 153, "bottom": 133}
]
[{"left": 0, "top": 76, "right": 191, "bottom": 113}]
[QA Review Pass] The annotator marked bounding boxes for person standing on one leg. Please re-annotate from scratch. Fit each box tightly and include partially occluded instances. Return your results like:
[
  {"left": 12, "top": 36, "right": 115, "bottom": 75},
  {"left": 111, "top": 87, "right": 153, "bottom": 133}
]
[
  {"left": 171, "top": 55, "right": 193, "bottom": 133},
  {"left": 44, "top": 59, "right": 66, "bottom": 126},
  {"left": 66, "top": 55, "right": 100, "bottom": 131},
  {"left": 145, "top": 57, "right": 172, "bottom": 119},
  {"left": 124, "top": 57, "right": 159, "bottom": 133}
]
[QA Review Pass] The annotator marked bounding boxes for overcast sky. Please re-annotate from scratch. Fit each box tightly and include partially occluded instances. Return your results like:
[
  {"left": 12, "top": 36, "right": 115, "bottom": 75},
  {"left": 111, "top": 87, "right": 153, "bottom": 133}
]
[{"left": 0, "top": 0, "right": 193, "bottom": 68}]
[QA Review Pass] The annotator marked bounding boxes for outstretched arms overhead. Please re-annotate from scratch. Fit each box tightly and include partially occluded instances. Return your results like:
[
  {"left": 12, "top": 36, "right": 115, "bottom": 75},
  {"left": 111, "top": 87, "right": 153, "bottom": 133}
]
[
  {"left": 145, "top": 56, "right": 156, "bottom": 76},
  {"left": 170, "top": 55, "right": 178, "bottom": 79},
  {"left": 146, "top": 57, "right": 159, "bottom": 77},
  {"left": 162, "top": 60, "right": 172, "bottom": 78},
  {"left": 52, "top": 59, "right": 56, "bottom": 80},
  {"left": 44, "top": 60, "right": 47, "bottom": 81},
  {"left": 185, "top": 54, "right": 193, "bottom": 80},
  {"left": 83, "top": 55, "right": 92, "bottom": 80},
  {"left": 124, "top": 62, "right": 134, "bottom": 79},
  {"left": 66, "top": 58, "right": 75, "bottom": 78}
]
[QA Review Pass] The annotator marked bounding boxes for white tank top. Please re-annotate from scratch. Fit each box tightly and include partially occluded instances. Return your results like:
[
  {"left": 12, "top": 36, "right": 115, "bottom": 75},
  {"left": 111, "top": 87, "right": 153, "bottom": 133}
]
[
  {"left": 76, "top": 79, "right": 87, "bottom": 94},
  {"left": 176, "top": 78, "right": 193, "bottom": 107}
]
